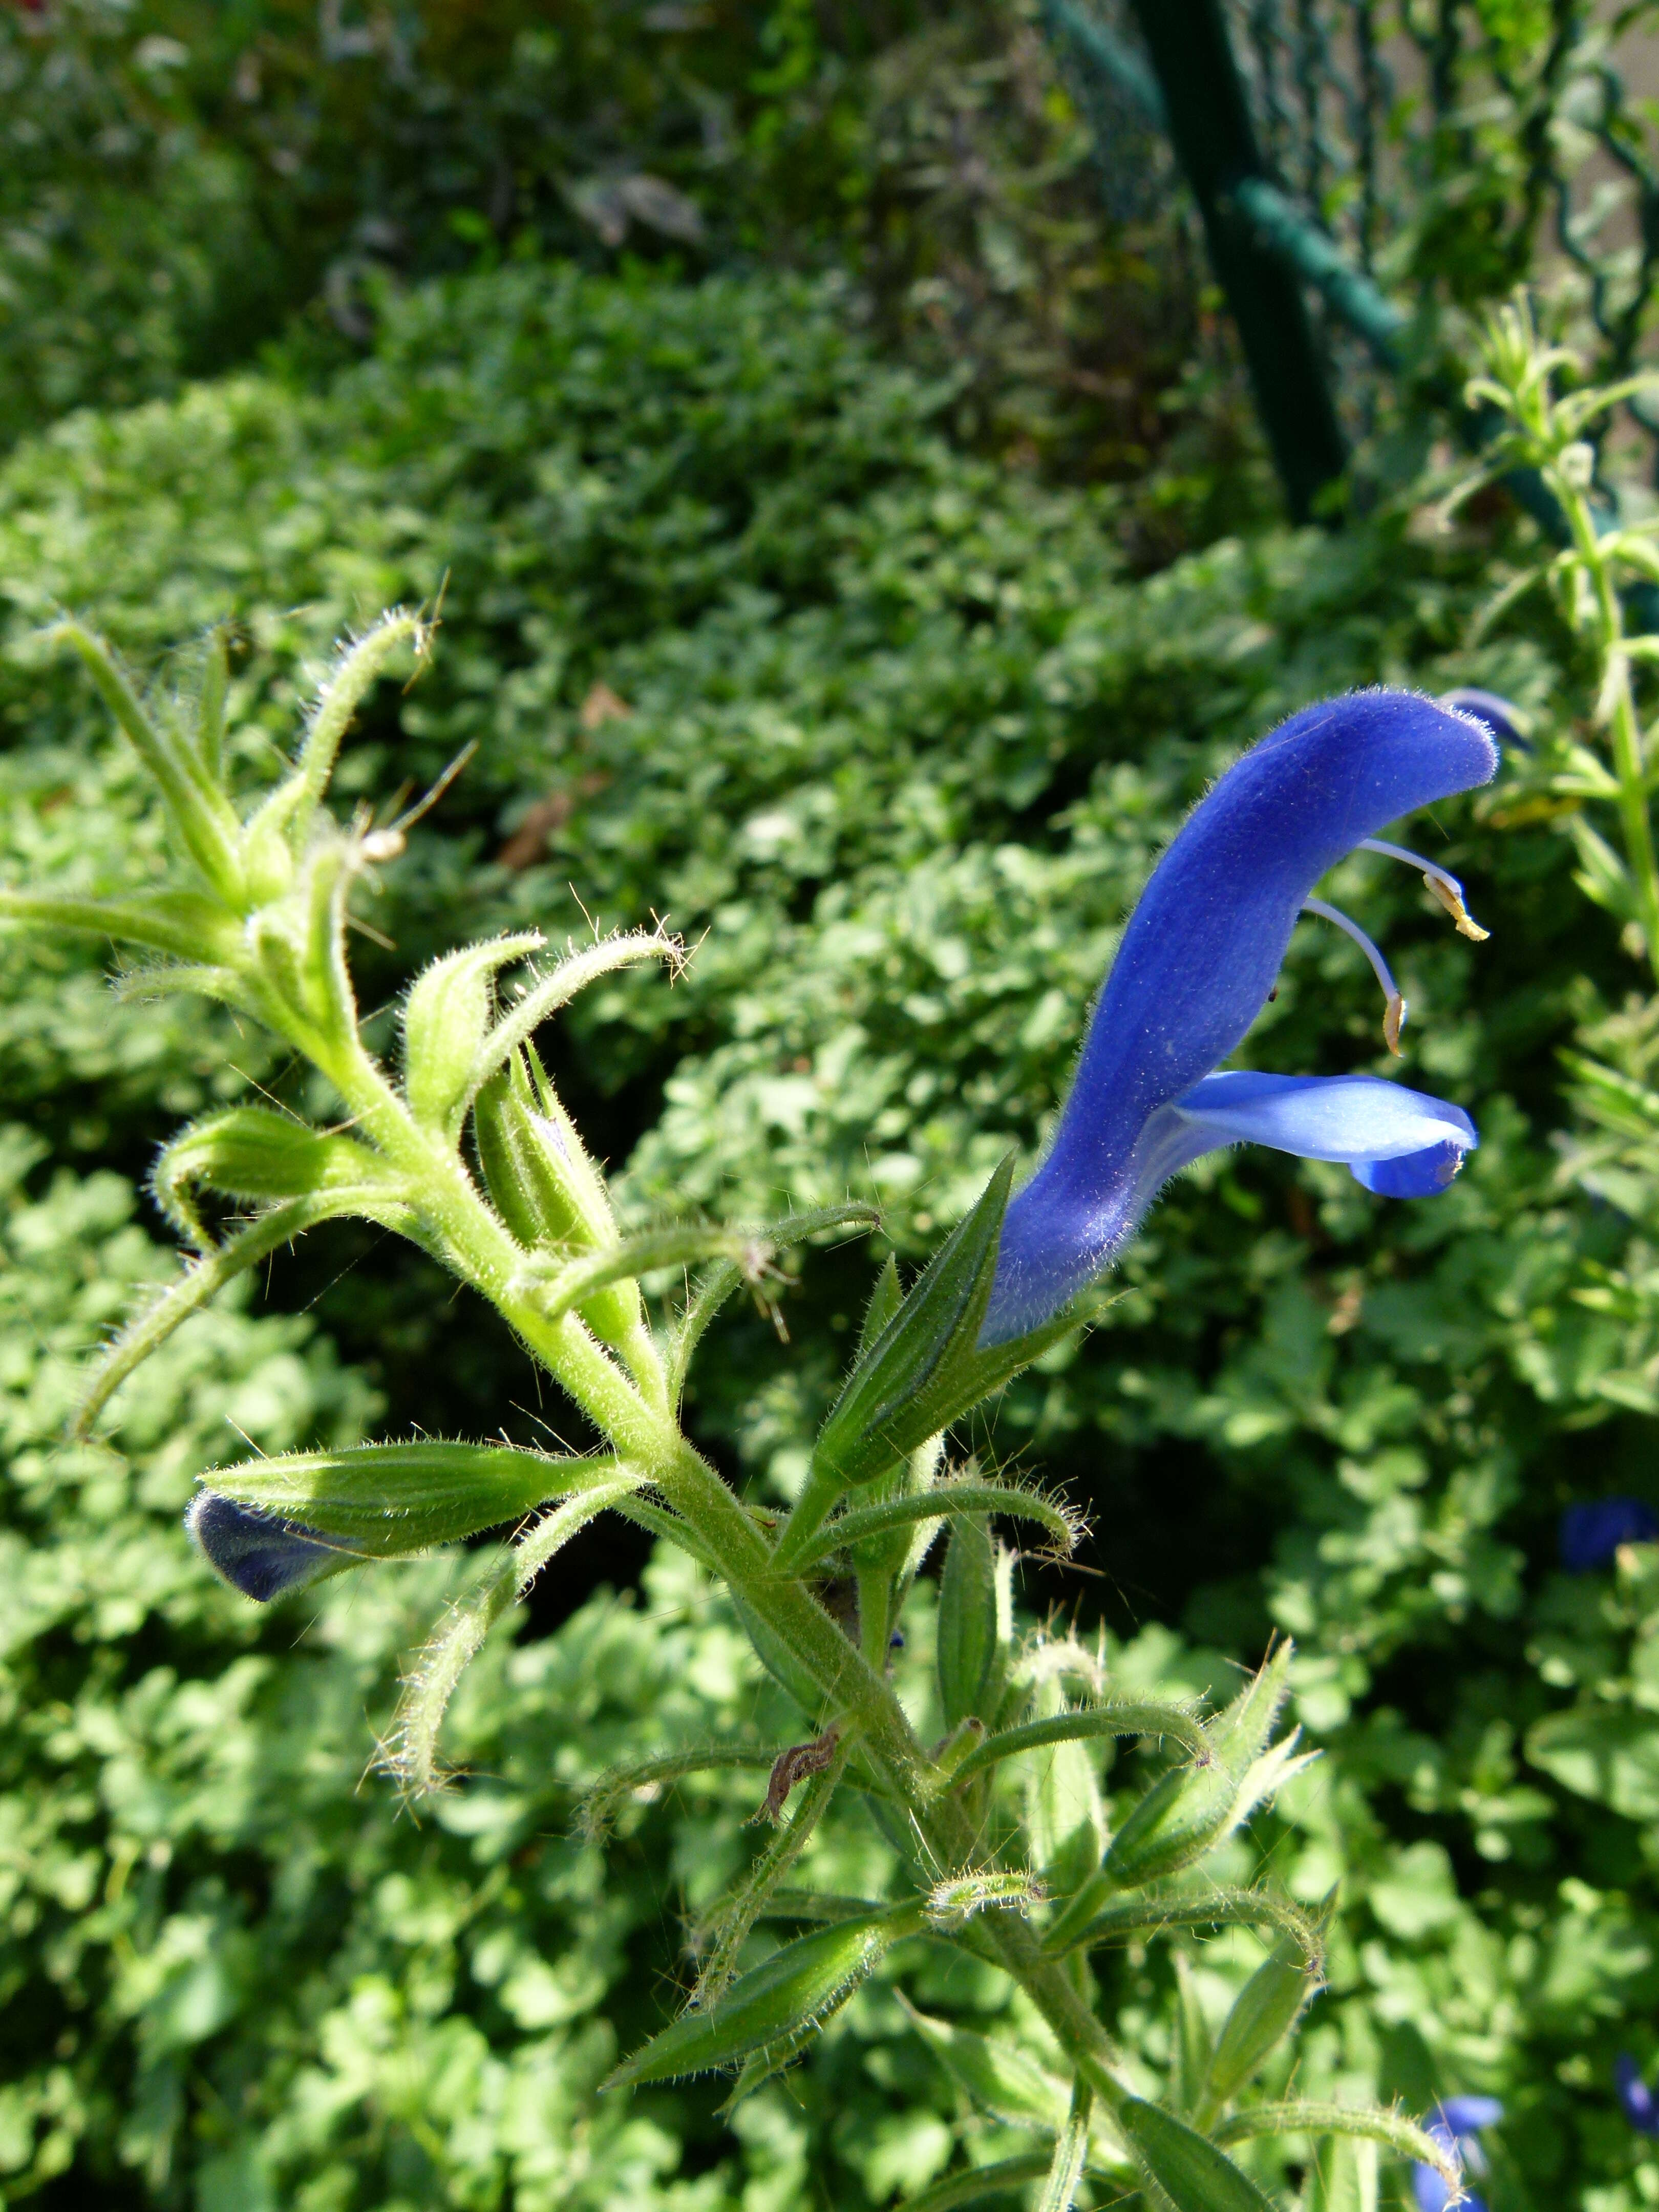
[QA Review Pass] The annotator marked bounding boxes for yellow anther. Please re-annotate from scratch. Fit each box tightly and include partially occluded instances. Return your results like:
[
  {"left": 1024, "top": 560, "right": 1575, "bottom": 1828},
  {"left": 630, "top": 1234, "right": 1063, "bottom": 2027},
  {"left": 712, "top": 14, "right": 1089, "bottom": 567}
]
[
  {"left": 1383, "top": 993, "right": 1407, "bottom": 1057},
  {"left": 1359, "top": 838, "right": 1492, "bottom": 943},
  {"left": 1421, "top": 871, "right": 1490, "bottom": 942}
]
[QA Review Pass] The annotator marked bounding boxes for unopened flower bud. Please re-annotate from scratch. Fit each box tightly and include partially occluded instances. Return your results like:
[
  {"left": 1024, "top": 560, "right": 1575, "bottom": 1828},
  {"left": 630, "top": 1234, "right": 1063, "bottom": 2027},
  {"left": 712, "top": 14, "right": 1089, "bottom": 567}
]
[{"left": 187, "top": 1493, "right": 344, "bottom": 1602}]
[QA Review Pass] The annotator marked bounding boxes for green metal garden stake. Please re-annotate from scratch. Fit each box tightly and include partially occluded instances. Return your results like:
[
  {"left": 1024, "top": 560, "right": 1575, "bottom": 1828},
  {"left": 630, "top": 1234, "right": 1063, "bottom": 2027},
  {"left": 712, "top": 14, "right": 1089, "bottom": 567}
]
[{"left": 1125, "top": 0, "right": 1347, "bottom": 522}]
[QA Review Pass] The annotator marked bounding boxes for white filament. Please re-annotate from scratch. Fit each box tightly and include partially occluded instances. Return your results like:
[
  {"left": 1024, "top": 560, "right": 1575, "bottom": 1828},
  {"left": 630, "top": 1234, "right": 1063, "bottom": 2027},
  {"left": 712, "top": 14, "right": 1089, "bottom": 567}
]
[{"left": 1303, "top": 897, "right": 1408, "bottom": 1053}]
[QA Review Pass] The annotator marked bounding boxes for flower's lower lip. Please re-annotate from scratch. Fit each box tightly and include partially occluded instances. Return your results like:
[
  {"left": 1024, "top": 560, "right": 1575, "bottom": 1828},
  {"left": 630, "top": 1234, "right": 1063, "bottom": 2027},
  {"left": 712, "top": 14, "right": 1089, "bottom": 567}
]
[
  {"left": 1171, "top": 1071, "right": 1476, "bottom": 1167},
  {"left": 980, "top": 1070, "right": 1479, "bottom": 1345}
]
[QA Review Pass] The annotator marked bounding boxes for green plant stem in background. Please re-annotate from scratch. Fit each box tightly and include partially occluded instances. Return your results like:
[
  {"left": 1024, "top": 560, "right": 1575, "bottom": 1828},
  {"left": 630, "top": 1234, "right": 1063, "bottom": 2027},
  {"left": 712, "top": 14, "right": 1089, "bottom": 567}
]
[
  {"left": 1552, "top": 451, "right": 1659, "bottom": 987},
  {"left": 1465, "top": 299, "right": 1659, "bottom": 984}
]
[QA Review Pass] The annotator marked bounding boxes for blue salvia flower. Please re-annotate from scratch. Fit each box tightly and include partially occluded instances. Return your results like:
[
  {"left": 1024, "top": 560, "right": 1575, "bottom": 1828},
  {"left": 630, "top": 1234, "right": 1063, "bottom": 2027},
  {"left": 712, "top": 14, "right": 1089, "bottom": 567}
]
[
  {"left": 984, "top": 690, "right": 1498, "bottom": 1344},
  {"left": 1560, "top": 1498, "right": 1659, "bottom": 1571},
  {"left": 1617, "top": 2053, "right": 1659, "bottom": 2136},
  {"left": 187, "top": 1492, "right": 343, "bottom": 1602},
  {"left": 1413, "top": 2096, "right": 1504, "bottom": 2212}
]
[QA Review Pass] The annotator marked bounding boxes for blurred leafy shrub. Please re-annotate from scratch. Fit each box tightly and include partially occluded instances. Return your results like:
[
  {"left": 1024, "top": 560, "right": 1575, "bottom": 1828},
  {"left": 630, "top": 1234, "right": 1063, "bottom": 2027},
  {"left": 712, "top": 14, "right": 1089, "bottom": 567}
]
[
  {"left": 5, "top": 259, "right": 1659, "bottom": 2202},
  {"left": 0, "top": 1117, "right": 1286, "bottom": 2209},
  {"left": 0, "top": 0, "right": 1226, "bottom": 498}
]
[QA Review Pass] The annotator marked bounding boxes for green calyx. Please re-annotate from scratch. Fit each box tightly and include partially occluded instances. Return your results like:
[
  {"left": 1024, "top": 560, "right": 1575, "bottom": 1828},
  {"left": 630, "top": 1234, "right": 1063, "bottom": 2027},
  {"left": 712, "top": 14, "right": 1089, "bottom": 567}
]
[
  {"left": 473, "top": 1042, "right": 645, "bottom": 1353},
  {"left": 152, "top": 1106, "right": 403, "bottom": 1246},
  {"left": 774, "top": 1161, "right": 1084, "bottom": 1571},
  {"left": 196, "top": 1440, "right": 614, "bottom": 1557},
  {"left": 603, "top": 1903, "right": 922, "bottom": 2088}
]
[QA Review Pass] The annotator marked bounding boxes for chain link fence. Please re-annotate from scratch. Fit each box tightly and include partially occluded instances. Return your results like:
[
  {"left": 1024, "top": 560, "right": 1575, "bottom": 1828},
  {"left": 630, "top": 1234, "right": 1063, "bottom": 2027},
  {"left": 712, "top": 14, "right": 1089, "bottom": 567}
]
[{"left": 1043, "top": 0, "right": 1659, "bottom": 513}]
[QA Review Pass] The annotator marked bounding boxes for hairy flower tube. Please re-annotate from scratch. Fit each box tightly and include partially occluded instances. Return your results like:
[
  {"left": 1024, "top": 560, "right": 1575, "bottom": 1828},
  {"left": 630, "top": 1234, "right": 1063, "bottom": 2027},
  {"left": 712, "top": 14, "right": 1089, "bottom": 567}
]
[
  {"left": 984, "top": 691, "right": 1497, "bottom": 1344},
  {"left": 1412, "top": 2097, "right": 1503, "bottom": 2212}
]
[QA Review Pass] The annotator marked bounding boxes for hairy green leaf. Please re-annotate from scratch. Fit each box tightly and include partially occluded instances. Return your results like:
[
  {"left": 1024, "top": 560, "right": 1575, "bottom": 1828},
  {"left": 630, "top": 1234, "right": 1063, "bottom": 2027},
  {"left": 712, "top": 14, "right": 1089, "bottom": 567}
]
[
  {"left": 465, "top": 929, "right": 684, "bottom": 1109},
  {"left": 937, "top": 1514, "right": 999, "bottom": 1729},
  {"left": 953, "top": 1699, "right": 1211, "bottom": 1790},
  {"left": 1036, "top": 2080, "right": 1092, "bottom": 2212},
  {"left": 0, "top": 887, "right": 241, "bottom": 963},
  {"left": 152, "top": 1107, "right": 399, "bottom": 1243},
  {"left": 383, "top": 1469, "right": 651, "bottom": 1797},
  {"left": 1202, "top": 1929, "right": 1320, "bottom": 2105},
  {"left": 402, "top": 933, "right": 541, "bottom": 1134},
  {"left": 579, "top": 1743, "right": 780, "bottom": 1843},
  {"left": 1115, "top": 2096, "right": 1277, "bottom": 2212},
  {"left": 696, "top": 1734, "right": 853, "bottom": 2005},
  {"left": 792, "top": 1481, "right": 1074, "bottom": 1572},
  {"left": 51, "top": 620, "right": 243, "bottom": 901},
  {"left": 1215, "top": 2102, "right": 1459, "bottom": 2185},
  {"left": 75, "top": 1188, "right": 413, "bottom": 1436},
  {"left": 1044, "top": 1885, "right": 1324, "bottom": 1968},
  {"left": 810, "top": 1155, "right": 1014, "bottom": 1493},
  {"left": 297, "top": 612, "right": 426, "bottom": 812},
  {"left": 897, "top": 2158, "right": 1067, "bottom": 2212}
]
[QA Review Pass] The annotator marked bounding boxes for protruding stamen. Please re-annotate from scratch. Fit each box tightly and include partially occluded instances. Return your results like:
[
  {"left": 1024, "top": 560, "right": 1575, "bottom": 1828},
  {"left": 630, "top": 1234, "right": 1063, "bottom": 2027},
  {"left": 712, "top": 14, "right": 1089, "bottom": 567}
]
[
  {"left": 1421, "top": 873, "right": 1491, "bottom": 942},
  {"left": 1358, "top": 838, "right": 1491, "bottom": 942},
  {"left": 1303, "top": 897, "right": 1408, "bottom": 1057}
]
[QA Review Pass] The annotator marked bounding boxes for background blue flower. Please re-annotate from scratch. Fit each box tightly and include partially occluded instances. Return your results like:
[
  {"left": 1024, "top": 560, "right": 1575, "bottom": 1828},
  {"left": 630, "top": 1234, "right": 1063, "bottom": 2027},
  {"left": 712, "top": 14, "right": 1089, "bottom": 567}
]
[
  {"left": 1560, "top": 1498, "right": 1659, "bottom": 1572},
  {"left": 1413, "top": 2096, "right": 1503, "bottom": 2212},
  {"left": 1618, "top": 2054, "right": 1659, "bottom": 2136},
  {"left": 1440, "top": 687, "right": 1530, "bottom": 749}
]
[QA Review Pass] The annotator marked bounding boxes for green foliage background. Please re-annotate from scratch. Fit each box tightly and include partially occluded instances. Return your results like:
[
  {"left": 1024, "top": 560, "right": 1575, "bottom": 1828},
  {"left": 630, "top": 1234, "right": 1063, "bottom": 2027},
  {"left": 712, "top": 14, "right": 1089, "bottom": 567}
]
[{"left": 5, "top": 6, "right": 1659, "bottom": 2210}]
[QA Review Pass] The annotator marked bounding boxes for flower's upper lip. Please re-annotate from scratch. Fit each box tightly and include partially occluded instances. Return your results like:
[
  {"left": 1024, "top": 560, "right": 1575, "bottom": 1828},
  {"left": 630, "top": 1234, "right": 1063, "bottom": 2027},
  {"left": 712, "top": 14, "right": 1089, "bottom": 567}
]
[
  {"left": 1055, "top": 689, "right": 1498, "bottom": 1165},
  {"left": 982, "top": 689, "right": 1498, "bottom": 1343}
]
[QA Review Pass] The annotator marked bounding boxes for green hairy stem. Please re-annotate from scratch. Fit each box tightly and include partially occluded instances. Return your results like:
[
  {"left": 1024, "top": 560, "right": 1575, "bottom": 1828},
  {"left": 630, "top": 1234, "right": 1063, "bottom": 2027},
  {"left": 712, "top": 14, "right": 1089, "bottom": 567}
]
[
  {"left": 13, "top": 605, "right": 1463, "bottom": 2212},
  {"left": 1466, "top": 296, "right": 1659, "bottom": 985}
]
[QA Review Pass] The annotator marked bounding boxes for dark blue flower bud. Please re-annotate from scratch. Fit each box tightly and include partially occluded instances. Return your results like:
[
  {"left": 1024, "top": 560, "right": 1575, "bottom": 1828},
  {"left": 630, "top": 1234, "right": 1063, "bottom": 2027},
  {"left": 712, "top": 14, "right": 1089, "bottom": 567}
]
[
  {"left": 186, "top": 1491, "right": 344, "bottom": 1601},
  {"left": 1560, "top": 1497, "right": 1659, "bottom": 1572}
]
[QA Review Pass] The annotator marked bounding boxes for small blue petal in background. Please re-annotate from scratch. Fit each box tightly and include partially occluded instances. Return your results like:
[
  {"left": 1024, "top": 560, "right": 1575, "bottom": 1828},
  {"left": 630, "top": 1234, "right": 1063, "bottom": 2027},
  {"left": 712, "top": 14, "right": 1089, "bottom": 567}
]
[
  {"left": 1441, "top": 687, "right": 1530, "bottom": 750},
  {"left": 1412, "top": 2097, "right": 1502, "bottom": 2212},
  {"left": 187, "top": 1492, "right": 344, "bottom": 1602},
  {"left": 1618, "top": 2054, "right": 1659, "bottom": 2136},
  {"left": 1560, "top": 1498, "right": 1659, "bottom": 1572}
]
